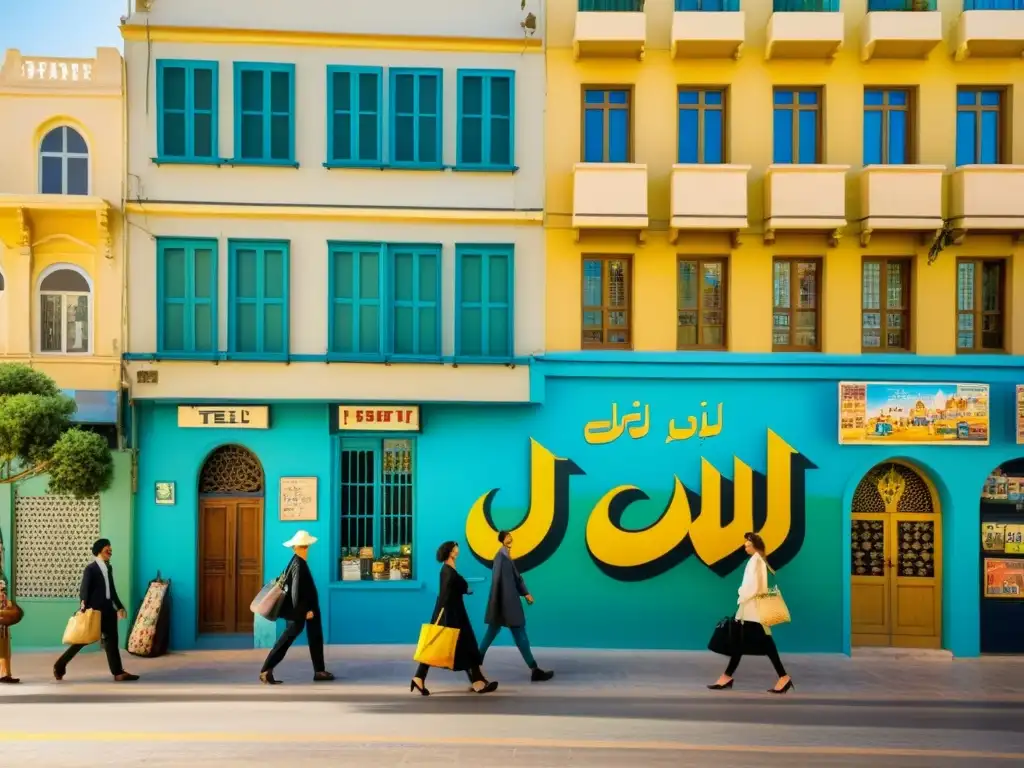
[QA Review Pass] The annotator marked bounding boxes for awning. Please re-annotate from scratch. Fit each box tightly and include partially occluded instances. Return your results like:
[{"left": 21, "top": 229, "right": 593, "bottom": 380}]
[{"left": 62, "top": 389, "right": 118, "bottom": 424}]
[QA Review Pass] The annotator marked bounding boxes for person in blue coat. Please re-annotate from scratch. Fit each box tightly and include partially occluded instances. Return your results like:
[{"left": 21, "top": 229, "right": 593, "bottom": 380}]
[{"left": 479, "top": 530, "right": 553, "bottom": 682}]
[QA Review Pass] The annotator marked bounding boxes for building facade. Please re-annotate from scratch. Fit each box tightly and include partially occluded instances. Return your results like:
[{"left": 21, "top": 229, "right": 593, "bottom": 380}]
[
  {"left": 122, "top": 0, "right": 546, "bottom": 650},
  {"left": 0, "top": 47, "right": 133, "bottom": 649}
]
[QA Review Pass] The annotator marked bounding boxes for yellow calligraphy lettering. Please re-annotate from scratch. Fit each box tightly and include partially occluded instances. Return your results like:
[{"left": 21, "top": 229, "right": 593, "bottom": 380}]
[
  {"left": 627, "top": 401, "right": 650, "bottom": 440},
  {"left": 698, "top": 402, "right": 723, "bottom": 438},
  {"left": 666, "top": 415, "right": 698, "bottom": 444},
  {"left": 583, "top": 404, "right": 624, "bottom": 445}
]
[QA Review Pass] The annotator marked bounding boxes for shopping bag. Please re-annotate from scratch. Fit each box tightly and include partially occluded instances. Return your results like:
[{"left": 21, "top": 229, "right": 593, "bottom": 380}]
[
  {"left": 62, "top": 609, "right": 102, "bottom": 645},
  {"left": 755, "top": 563, "right": 791, "bottom": 628},
  {"left": 250, "top": 579, "right": 286, "bottom": 621},
  {"left": 412, "top": 610, "right": 460, "bottom": 669}
]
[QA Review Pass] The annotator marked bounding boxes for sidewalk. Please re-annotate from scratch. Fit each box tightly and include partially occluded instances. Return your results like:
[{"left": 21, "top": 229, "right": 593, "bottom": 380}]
[{"left": 2, "top": 645, "right": 1023, "bottom": 703}]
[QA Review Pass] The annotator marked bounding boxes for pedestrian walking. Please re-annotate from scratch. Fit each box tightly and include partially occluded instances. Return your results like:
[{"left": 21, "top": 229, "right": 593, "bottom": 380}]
[
  {"left": 260, "top": 531, "right": 334, "bottom": 684},
  {"left": 410, "top": 541, "right": 498, "bottom": 696},
  {"left": 708, "top": 532, "right": 794, "bottom": 694},
  {"left": 0, "top": 530, "right": 20, "bottom": 685},
  {"left": 54, "top": 539, "right": 139, "bottom": 682},
  {"left": 478, "top": 530, "right": 553, "bottom": 682}
]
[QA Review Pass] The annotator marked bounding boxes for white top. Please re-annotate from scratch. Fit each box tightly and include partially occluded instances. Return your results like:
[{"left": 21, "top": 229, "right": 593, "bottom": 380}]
[
  {"left": 95, "top": 557, "right": 111, "bottom": 600},
  {"left": 735, "top": 553, "right": 770, "bottom": 632}
]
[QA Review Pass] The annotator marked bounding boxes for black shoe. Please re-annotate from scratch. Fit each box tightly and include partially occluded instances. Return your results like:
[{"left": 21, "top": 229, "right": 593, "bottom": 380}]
[
  {"left": 530, "top": 667, "right": 554, "bottom": 682},
  {"left": 410, "top": 679, "right": 430, "bottom": 696},
  {"left": 313, "top": 671, "right": 335, "bottom": 682},
  {"left": 53, "top": 665, "right": 65, "bottom": 681},
  {"left": 707, "top": 679, "right": 734, "bottom": 690},
  {"left": 0, "top": 676, "right": 20, "bottom": 684},
  {"left": 768, "top": 680, "right": 794, "bottom": 695},
  {"left": 260, "top": 671, "right": 282, "bottom": 685},
  {"left": 114, "top": 672, "right": 140, "bottom": 682},
  {"left": 474, "top": 680, "right": 499, "bottom": 694}
]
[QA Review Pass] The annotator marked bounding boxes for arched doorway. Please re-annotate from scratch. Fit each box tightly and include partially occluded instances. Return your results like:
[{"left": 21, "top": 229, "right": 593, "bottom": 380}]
[
  {"left": 197, "top": 445, "right": 265, "bottom": 635},
  {"left": 851, "top": 462, "right": 942, "bottom": 649},
  {"left": 980, "top": 459, "right": 1024, "bottom": 654}
]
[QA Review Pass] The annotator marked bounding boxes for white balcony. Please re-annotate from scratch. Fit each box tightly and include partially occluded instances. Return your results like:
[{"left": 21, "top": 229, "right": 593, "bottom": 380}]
[
  {"left": 766, "top": 11, "right": 844, "bottom": 59},
  {"left": 859, "top": 165, "right": 945, "bottom": 246},
  {"left": 670, "top": 164, "right": 750, "bottom": 244},
  {"left": 955, "top": 9, "right": 1024, "bottom": 60},
  {"left": 574, "top": 7, "right": 647, "bottom": 60},
  {"left": 861, "top": 9, "right": 943, "bottom": 61},
  {"left": 763, "top": 164, "right": 849, "bottom": 245},
  {"left": 671, "top": 11, "right": 746, "bottom": 60},
  {"left": 573, "top": 163, "right": 649, "bottom": 238},
  {"left": 948, "top": 165, "right": 1024, "bottom": 233}
]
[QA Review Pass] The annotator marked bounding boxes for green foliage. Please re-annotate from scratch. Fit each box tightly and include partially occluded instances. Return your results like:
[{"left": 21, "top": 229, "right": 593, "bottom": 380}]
[
  {"left": 48, "top": 429, "right": 114, "bottom": 498},
  {"left": 0, "top": 364, "right": 61, "bottom": 398},
  {"left": 0, "top": 393, "right": 75, "bottom": 466}
]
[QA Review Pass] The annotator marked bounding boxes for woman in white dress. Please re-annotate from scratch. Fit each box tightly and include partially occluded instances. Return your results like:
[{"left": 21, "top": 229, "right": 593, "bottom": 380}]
[{"left": 708, "top": 532, "right": 793, "bottom": 694}]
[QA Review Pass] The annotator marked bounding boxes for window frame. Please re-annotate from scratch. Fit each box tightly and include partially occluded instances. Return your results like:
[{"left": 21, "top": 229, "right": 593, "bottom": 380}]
[
  {"left": 863, "top": 88, "right": 914, "bottom": 166},
  {"left": 156, "top": 237, "right": 219, "bottom": 359},
  {"left": 36, "top": 264, "right": 93, "bottom": 355},
  {"left": 325, "top": 65, "right": 383, "bottom": 168},
  {"left": 388, "top": 67, "right": 444, "bottom": 170},
  {"left": 772, "top": 257, "right": 823, "bottom": 353},
  {"left": 231, "top": 61, "right": 297, "bottom": 167},
  {"left": 456, "top": 69, "right": 517, "bottom": 172},
  {"left": 676, "top": 256, "right": 728, "bottom": 351},
  {"left": 155, "top": 59, "right": 220, "bottom": 165},
  {"left": 581, "top": 86, "right": 633, "bottom": 163},
  {"left": 387, "top": 243, "right": 443, "bottom": 361},
  {"left": 955, "top": 87, "right": 1008, "bottom": 167},
  {"left": 327, "top": 241, "right": 386, "bottom": 360},
  {"left": 677, "top": 87, "right": 727, "bottom": 165},
  {"left": 38, "top": 125, "right": 90, "bottom": 195},
  {"left": 861, "top": 257, "right": 912, "bottom": 353},
  {"left": 772, "top": 87, "right": 823, "bottom": 165},
  {"left": 454, "top": 244, "right": 516, "bottom": 361},
  {"left": 581, "top": 255, "right": 633, "bottom": 350},
  {"left": 226, "top": 238, "right": 291, "bottom": 361},
  {"left": 956, "top": 257, "right": 1007, "bottom": 354}
]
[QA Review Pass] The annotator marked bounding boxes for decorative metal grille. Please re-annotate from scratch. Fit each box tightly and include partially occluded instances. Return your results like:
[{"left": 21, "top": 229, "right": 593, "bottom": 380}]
[
  {"left": 852, "top": 475, "right": 885, "bottom": 513},
  {"left": 199, "top": 444, "right": 264, "bottom": 495},
  {"left": 13, "top": 494, "right": 100, "bottom": 598},
  {"left": 851, "top": 519, "right": 886, "bottom": 577},
  {"left": 852, "top": 463, "right": 934, "bottom": 513},
  {"left": 898, "top": 521, "right": 935, "bottom": 578},
  {"left": 895, "top": 468, "right": 934, "bottom": 513}
]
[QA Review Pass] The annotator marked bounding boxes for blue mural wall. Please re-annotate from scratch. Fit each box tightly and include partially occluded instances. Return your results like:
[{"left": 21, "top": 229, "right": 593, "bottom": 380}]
[{"left": 131, "top": 355, "right": 1024, "bottom": 657}]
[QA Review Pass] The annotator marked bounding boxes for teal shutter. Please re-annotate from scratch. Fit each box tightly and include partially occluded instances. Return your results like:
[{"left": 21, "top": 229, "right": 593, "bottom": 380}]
[
  {"left": 228, "top": 240, "right": 290, "bottom": 358},
  {"left": 159, "top": 64, "right": 187, "bottom": 158},
  {"left": 390, "top": 245, "right": 440, "bottom": 358},
  {"left": 234, "top": 63, "right": 295, "bottom": 164},
  {"left": 328, "top": 67, "right": 382, "bottom": 165},
  {"left": 456, "top": 245, "right": 514, "bottom": 359},
  {"left": 390, "top": 69, "right": 442, "bottom": 168},
  {"left": 457, "top": 70, "right": 515, "bottom": 169},
  {"left": 157, "top": 238, "right": 218, "bottom": 355},
  {"left": 328, "top": 243, "right": 383, "bottom": 356}
]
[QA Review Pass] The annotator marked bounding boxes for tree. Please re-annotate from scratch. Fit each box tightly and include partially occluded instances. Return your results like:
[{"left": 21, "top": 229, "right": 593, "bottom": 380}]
[{"left": 0, "top": 364, "right": 113, "bottom": 498}]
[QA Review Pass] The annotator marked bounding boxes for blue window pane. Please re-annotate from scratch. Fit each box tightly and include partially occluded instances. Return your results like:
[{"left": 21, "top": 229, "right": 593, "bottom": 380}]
[
  {"left": 678, "top": 90, "right": 699, "bottom": 106},
  {"left": 584, "top": 90, "right": 606, "bottom": 104},
  {"left": 705, "top": 90, "right": 723, "bottom": 106},
  {"left": 956, "top": 110, "right": 976, "bottom": 166},
  {"left": 957, "top": 90, "right": 977, "bottom": 107},
  {"left": 864, "top": 90, "right": 884, "bottom": 107},
  {"left": 40, "top": 128, "right": 62, "bottom": 152},
  {"left": 798, "top": 91, "right": 818, "bottom": 106},
  {"left": 773, "top": 109, "right": 793, "bottom": 163},
  {"left": 65, "top": 128, "right": 88, "bottom": 154},
  {"left": 888, "top": 91, "right": 907, "bottom": 107},
  {"left": 798, "top": 110, "right": 817, "bottom": 164},
  {"left": 608, "top": 110, "right": 628, "bottom": 162},
  {"left": 584, "top": 109, "right": 604, "bottom": 162},
  {"left": 704, "top": 110, "right": 723, "bottom": 164},
  {"left": 980, "top": 111, "right": 999, "bottom": 164},
  {"left": 41, "top": 156, "right": 63, "bottom": 193},
  {"left": 609, "top": 90, "right": 628, "bottom": 104},
  {"left": 678, "top": 109, "right": 699, "bottom": 163},
  {"left": 774, "top": 90, "right": 794, "bottom": 106},
  {"left": 888, "top": 111, "right": 907, "bottom": 164},
  {"left": 980, "top": 90, "right": 1001, "bottom": 107},
  {"left": 863, "top": 110, "right": 882, "bottom": 165},
  {"left": 67, "top": 157, "right": 88, "bottom": 195}
]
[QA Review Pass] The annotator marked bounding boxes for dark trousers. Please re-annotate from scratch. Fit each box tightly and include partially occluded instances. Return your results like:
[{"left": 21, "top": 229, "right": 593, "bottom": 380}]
[
  {"left": 724, "top": 635, "right": 787, "bottom": 678},
  {"left": 261, "top": 613, "right": 325, "bottom": 674},
  {"left": 479, "top": 624, "right": 537, "bottom": 668},
  {"left": 55, "top": 608, "right": 123, "bottom": 676},
  {"left": 414, "top": 662, "right": 485, "bottom": 684}
]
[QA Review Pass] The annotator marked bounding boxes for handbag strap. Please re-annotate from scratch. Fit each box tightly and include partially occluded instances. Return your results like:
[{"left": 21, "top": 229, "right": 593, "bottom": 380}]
[{"left": 433, "top": 609, "right": 445, "bottom": 627}]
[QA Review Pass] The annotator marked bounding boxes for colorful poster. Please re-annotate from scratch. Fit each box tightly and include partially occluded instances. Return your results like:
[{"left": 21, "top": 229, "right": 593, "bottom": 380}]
[
  {"left": 984, "top": 558, "right": 1024, "bottom": 598},
  {"left": 1005, "top": 525, "right": 1024, "bottom": 555},
  {"left": 982, "top": 523, "right": 1006, "bottom": 552},
  {"left": 838, "top": 382, "right": 989, "bottom": 446},
  {"left": 1017, "top": 385, "right": 1024, "bottom": 445}
]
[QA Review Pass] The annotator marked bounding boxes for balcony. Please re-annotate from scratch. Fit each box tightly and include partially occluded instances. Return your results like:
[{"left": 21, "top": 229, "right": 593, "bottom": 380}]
[
  {"left": 574, "top": 0, "right": 648, "bottom": 60},
  {"left": 0, "top": 47, "right": 122, "bottom": 94},
  {"left": 763, "top": 164, "right": 849, "bottom": 245},
  {"left": 948, "top": 165, "right": 1024, "bottom": 233},
  {"left": 859, "top": 165, "right": 945, "bottom": 246},
  {"left": 573, "top": 163, "right": 649, "bottom": 239},
  {"left": 766, "top": 0, "right": 844, "bottom": 60},
  {"left": 954, "top": 1, "right": 1024, "bottom": 60},
  {"left": 670, "top": 164, "right": 751, "bottom": 245},
  {"left": 861, "top": 1, "right": 942, "bottom": 61},
  {"left": 671, "top": 1, "right": 746, "bottom": 60}
]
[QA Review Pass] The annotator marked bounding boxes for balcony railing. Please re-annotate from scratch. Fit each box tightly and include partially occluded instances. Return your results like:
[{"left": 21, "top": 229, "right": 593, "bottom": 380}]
[
  {"left": 773, "top": 0, "right": 840, "bottom": 10},
  {"left": 676, "top": 0, "right": 740, "bottom": 10},
  {"left": 868, "top": 0, "right": 936, "bottom": 9},
  {"left": 963, "top": 1, "right": 1024, "bottom": 9},
  {"left": 580, "top": 0, "right": 645, "bottom": 10}
]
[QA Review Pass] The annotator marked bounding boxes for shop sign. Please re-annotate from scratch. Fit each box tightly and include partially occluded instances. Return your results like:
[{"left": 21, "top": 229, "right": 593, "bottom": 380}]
[
  {"left": 177, "top": 406, "right": 269, "bottom": 429},
  {"left": 984, "top": 558, "right": 1024, "bottom": 598},
  {"left": 338, "top": 405, "right": 420, "bottom": 432},
  {"left": 1016, "top": 385, "right": 1024, "bottom": 445},
  {"left": 838, "top": 382, "right": 989, "bottom": 446},
  {"left": 280, "top": 477, "right": 317, "bottom": 522}
]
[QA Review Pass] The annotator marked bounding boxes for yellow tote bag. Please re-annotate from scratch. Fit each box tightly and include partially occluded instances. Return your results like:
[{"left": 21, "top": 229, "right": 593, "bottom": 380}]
[
  {"left": 62, "top": 609, "right": 102, "bottom": 645},
  {"left": 413, "top": 609, "right": 460, "bottom": 669}
]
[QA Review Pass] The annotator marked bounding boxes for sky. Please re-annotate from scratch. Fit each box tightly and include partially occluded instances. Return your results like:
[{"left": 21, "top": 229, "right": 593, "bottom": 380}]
[{"left": 0, "top": 0, "right": 127, "bottom": 58}]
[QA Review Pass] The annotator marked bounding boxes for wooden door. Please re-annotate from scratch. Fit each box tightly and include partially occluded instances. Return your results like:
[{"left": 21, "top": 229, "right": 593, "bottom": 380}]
[
  {"left": 198, "top": 499, "right": 263, "bottom": 634},
  {"left": 851, "top": 514, "right": 892, "bottom": 646},
  {"left": 889, "top": 512, "right": 941, "bottom": 648}
]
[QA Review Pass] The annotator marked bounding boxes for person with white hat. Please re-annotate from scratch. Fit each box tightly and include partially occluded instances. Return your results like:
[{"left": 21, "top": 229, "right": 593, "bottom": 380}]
[{"left": 259, "top": 530, "right": 334, "bottom": 684}]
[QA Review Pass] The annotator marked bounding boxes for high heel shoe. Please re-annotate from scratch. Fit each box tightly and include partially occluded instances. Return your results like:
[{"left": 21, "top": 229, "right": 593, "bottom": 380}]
[
  {"left": 768, "top": 680, "right": 794, "bottom": 694},
  {"left": 707, "top": 679, "right": 734, "bottom": 690},
  {"left": 474, "top": 680, "right": 499, "bottom": 694},
  {"left": 410, "top": 679, "right": 430, "bottom": 696}
]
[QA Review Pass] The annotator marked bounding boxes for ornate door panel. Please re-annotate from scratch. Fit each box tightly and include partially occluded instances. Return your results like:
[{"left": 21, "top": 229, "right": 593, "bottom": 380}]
[
  {"left": 890, "top": 515, "right": 940, "bottom": 647},
  {"left": 851, "top": 514, "right": 891, "bottom": 645},
  {"left": 198, "top": 500, "right": 234, "bottom": 634},
  {"left": 234, "top": 500, "right": 264, "bottom": 634}
]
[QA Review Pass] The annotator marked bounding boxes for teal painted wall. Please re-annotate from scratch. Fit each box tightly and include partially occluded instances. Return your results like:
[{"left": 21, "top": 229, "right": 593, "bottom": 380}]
[
  {"left": 132, "top": 357, "right": 1024, "bottom": 657},
  {"left": 0, "top": 451, "right": 134, "bottom": 651}
]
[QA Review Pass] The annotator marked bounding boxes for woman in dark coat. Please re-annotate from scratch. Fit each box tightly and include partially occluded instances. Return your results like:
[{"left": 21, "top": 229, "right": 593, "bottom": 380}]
[{"left": 410, "top": 541, "right": 498, "bottom": 696}]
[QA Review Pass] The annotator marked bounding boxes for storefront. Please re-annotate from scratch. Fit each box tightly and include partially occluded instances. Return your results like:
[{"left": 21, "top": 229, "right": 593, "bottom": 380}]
[
  {"left": 979, "top": 450, "right": 1024, "bottom": 654},
  {"left": 131, "top": 356, "right": 1021, "bottom": 657}
]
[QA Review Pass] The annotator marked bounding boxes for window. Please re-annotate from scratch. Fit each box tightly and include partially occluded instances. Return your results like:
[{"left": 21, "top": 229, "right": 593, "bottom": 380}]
[
  {"left": 457, "top": 70, "right": 515, "bottom": 170},
  {"left": 957, "top": 259, "right": 1005, "bottom": 352},
  {"left": 863, "top": 89, "right": 912, "bottom": 165},
  {"left": 390, "top": 68, "right": 442, "bottom": 168},
  {"left": 963, "top": 1, "right": 1024, "bottom": 9},
  {"left": 956, "top": 88, "right": 1006, "bottom": 166},
  {"left": 327, "top": 242, "right": 441, "bottom": 359},
  {"left": 677, "top": 89, "right": 725, "bottom": 164},
  {"left": 677, "top": 258, "right": 726, "bottom": 349},
  {"left": 772, "top": 258, "right": 821, "bottom": 351},
  {"left": 456, "top": 245, "right": 514, "bottom": 359},
  {"left": 39, "top": 126, "right": 88, "bottom": 195},
  {"left": 233, "top": 62, "right": 295, "bottom": 165},
  {"left": 773, "top": 88, "right": 821, "bottom": 164},
  {"left": 676, "top": 0, "right": 739, "bottom": 9},
  {"left": 38, "top": 266, "right": 91, "bottom": 354},
  {"left": 862, "top": 258, "right": 910, "bottom": 351},
  {"left": 580, "top": 1, "right": 645, "bottom": 9},
  {"left": 326, "top": 66, "right": 382, "bottom": 167},
  {"left": 156, "top": 60, "right": 218, "bottom": 163},
  {"left": 582, "top": 256, "right": 631, "bottom": 348},
  {"left": 228, "top": 240, "right": 290, "bottom": 359},
  {"left": 156, "top": 238, "right": 218, "bottom": 356},
  {"left": 339, "top": 438, "right": 414, "bottom": 580},
  {"left": 582, "top": 89, "right": 630, "bottom": 163}
]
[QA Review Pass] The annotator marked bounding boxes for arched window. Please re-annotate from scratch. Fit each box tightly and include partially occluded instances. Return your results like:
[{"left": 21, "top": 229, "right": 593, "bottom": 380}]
[
  {"left": 39, "top": 126, "right": 89, "bottom": 195},
  {"left": 39, "top": 266, "right": 92, "bottom": 354}
]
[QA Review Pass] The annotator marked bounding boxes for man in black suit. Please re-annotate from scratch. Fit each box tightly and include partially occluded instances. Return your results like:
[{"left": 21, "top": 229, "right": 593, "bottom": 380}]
[{"left": 53, "top": 538, "right": 139, "bottom": 682}]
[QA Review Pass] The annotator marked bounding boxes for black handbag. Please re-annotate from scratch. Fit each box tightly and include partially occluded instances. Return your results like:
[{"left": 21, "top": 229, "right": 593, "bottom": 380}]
[{"left": 708, "top": 616, "right": 743, "bottom": 656}]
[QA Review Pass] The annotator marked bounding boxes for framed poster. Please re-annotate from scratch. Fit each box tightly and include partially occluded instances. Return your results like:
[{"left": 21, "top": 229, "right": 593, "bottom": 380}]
[
  {"left": 984, "top": 558, "right": 1024, "bottom": 598},
  {"left": 982, "top": 523, "right": 1006, "bottom": 552},
  {"left": 155, "top": 482, "right": 175, "bottom": 506},
  {"left": 279, "top": 477, "right": 317, "bottom": 522},
  {"left": 1017, "top": 385, "right": 1024, "bottom": 445}
]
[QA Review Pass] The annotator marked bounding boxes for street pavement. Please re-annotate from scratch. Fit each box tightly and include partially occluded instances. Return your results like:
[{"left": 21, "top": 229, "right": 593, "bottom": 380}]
[{"left": 1, "top": 646, "right": 1023, "bottom": 766}]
